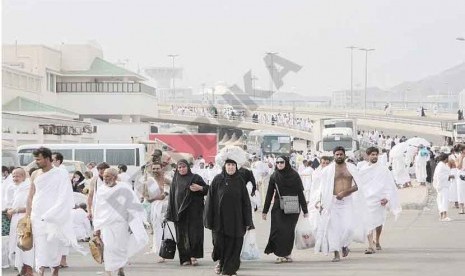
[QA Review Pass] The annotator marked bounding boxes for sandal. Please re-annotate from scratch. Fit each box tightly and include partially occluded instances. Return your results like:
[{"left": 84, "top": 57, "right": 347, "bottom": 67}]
[
  {"left": 364, "top": 248, "right": 375, "bottom": 254},
  {"left": 214, "top": 264, "right": 221, "bottom": 274},
  {"left": 191, "top": 258, "right": 199, "bottom": 266},
  {"left": 284, "top": 257, "right": 293, "bottom": 262},
  {"left": 182, "top": 261, "right": 191, "bottom": 266},
  {"left": 376, "top": 243, "right": 382, "bottom": 250},
  {"left": 275, "top": 257, "right": 285, "bottom": 264},
  {"left": 342, "top": 247, "right": 350, "bottom": 257}
]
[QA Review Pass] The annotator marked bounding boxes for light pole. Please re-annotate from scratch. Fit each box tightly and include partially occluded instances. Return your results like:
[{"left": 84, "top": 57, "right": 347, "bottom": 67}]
[
  {"left": 266, "top": 52, "right": 278, "bottom": 108},
  {"left": 251, "top": 74, "right": 258, "bottom": 102},
  {"left": 346, "top": 46, "right": 357, "bottom": 108},
  {"left": 168, "top": 54, "right": 178, "bottom": 100},
  {"left": 359, "top": 48, "right": 375, "bottom": 115},
  {"left": 201, "top": 83, "right": 206, "bottom": 103},
  {"left": 457, "top": 37, "right": 464, "bottom": 111}
]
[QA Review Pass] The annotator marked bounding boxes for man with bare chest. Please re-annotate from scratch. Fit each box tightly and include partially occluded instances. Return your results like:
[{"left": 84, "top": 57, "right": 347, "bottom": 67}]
[{"left": 314, "top": 146, "right": 361, "bottom": 262}]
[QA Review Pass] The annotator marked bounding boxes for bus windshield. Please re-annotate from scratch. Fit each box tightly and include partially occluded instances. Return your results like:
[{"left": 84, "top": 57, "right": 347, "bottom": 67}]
[
  {"left": 456, "top": 124, "right": 465, "bottom": 134},
  {"left": 262, "top": 136, "right": 291, "bottom": 155},
  {"left": 322, "top": 137, "right": 353, "bottom": 151}
]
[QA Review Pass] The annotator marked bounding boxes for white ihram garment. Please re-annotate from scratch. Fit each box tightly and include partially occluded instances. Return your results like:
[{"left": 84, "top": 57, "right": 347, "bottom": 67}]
[
  {"left": 449, "top": 168, "right": 458, "bottom": 202},
  {"left": 31, "top": 168, "right": 82, "bottom": 271},
  {"left": 434, "top": 162, "right": 451, "bottom": 213},
  {"left": 415, "top": 154, "right": 429, "bottom": 183},
  {"left": 358, "top": 162, "right": 401, "bottom": 231},
  {"left": 458, "top": 162, "right": 465, "bottom": 204},
  {"left": 8, "top": 180, "right": 34, "bottom": 270},
  {"left": 72, "top": 208, "right": 92, "bottom": 240},
  {"left": 146, "top": 177, "right": 171, "bottom": 254},
  {"left": 391, "top": 155, "right": 410, "bottom": 185},
  {"left": 93, "top": 182, "right": 148, "bottom": 272},
  {"left": 314, "top": 163, "right": 368, "bottom": 255}
]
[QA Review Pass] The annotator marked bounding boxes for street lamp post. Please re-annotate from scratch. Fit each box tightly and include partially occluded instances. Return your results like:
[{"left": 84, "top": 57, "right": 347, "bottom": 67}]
[
  {"left": 201, "top": 83, "right": 206, "bottom": 103},
  {"left": 359, "top": 48, "right": 375, "bottom": 115},
  {"left": 266, "top": 52, "right": 278, "bottom": 108},
  {"left": 457, "top": 37, "right": 465, "bottom": 111},
  {"left": 168, "top": 54, "right": 178, "bottom": 100},
  {"left": 346, "top": 46, "right": 357, "bottom": 108},
  {"left": 251, "top": 74, "right": 258, "bottom": 102}
]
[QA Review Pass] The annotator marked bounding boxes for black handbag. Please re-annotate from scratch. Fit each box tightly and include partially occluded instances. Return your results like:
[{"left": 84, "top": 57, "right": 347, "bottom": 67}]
[{"left": 159, "top": 221, "right": 176, "bottom": 259}]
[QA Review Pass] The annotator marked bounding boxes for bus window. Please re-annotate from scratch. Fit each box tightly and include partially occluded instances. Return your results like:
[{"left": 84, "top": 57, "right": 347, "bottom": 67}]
[
  {"left": 75, "top": 149, "right": 104, "bottom": 164},
  {"left": 106, "top": 149, "right": 135, "bottom": 166},
  {"left": 52, "top": 149, "right": 72, "bottom": 160}
]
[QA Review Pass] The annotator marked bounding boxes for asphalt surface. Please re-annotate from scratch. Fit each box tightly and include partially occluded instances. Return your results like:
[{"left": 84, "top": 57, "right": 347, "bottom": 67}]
[{"left": 3, "top": 185, "right": 464, "bottom": 276}]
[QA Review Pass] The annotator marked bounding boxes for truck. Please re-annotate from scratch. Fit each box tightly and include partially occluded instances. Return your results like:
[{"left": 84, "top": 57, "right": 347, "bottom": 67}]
[
  {"left": 442, "top": 121, "right": 465, "bottom": 145},
  {"left": 314, "top": 118, "right": 360, "bottom": 158}
]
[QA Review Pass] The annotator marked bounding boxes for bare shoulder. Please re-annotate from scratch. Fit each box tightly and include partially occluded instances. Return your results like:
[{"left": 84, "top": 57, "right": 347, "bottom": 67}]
[{"left": 30, "top": 169, "right": 42, "bottom": 183}]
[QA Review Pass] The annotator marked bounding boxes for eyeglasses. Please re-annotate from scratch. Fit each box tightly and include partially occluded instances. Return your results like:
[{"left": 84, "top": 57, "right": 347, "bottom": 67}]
[{"left": 276, "top": 161, "right": 285, "bottom": 164}]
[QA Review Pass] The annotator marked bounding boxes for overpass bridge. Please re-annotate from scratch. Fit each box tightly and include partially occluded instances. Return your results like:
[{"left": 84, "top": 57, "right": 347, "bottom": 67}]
[{"left": 153, "top": 104, "right": 453, "bottom": 145}]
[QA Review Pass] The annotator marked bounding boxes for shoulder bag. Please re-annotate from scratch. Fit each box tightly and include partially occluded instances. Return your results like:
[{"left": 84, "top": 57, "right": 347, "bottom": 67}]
[
  {"left": 274, "top": 183, "right": 301, "bottom": 214},
  {"left": 159, "top": 221, "right": 177, "bottom": 259}
]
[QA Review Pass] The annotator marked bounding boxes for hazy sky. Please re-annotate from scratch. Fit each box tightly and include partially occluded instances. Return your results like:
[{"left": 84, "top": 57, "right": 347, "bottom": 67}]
[{"left": 3, "top": 0, "right": 465, "bottom": 96}]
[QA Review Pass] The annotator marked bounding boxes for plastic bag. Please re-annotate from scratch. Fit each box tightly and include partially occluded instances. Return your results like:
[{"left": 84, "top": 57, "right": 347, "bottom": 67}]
[
  {"left": 295, "top": 217, "right": 315, "bottom": 250},
  {"left": 241, "top": 230, "right": 260, "bottom": 260}
]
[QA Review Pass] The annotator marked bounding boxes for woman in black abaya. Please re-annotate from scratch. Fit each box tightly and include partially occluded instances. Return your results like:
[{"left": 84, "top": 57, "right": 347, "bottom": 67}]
[
  {"left": 204, "top": 158, "right": 253, "bottom": 276},
  {"left": 262, "top": 155, "right": 308, "bottom": 263},
  {"left": 166, "top": 159, "right": 209, "bottom": 266}
]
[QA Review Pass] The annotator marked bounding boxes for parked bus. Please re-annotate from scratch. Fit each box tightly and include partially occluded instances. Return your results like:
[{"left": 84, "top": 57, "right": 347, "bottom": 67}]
[
  {"left": 17, "top": 144, "right": 146, "bottom": 179},
  {"left": 246, "top": 130, "right": 292, "bottom": 157}
]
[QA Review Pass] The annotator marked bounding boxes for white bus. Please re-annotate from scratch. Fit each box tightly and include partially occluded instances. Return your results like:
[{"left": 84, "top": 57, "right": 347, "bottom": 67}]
[
  {"left": 17, "top": 144, "right": 146, "bottom": 179},
  {"left": 246, "top": 130, "right": 292, "bottom": 158}
]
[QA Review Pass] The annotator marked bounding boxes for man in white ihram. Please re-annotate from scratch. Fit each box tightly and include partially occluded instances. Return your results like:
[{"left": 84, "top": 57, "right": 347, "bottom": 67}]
[
  {"left": 414, "top": 145, "right": 429, "bottom": 186},
  {"left": 314, "top": 146, "right": 368, "bottom": 262},
  {"left": 93, "top": 168, "right": 148, "bottom": 276},
  {"left": 26, "top": 147, "right": 82, "bottom": 276},
  {"left": 358, "top": 147, "right": 401, "bottom": 254}
]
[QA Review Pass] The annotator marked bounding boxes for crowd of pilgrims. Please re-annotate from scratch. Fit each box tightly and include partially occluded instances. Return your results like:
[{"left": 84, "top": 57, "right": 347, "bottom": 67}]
[
  {"left": 2, "top": 139, "right": 462, "bottom": 276},
  {"left": 170, "top": 104, "right": 313, "bottom": 132}
]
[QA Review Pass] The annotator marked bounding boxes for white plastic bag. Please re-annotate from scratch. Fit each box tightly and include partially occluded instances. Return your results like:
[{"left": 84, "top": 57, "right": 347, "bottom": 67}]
[
  {"left": 295, "top": 217, "right": 315, "bottom": 250},
  {"left": 241, "top": 230, "right": 260, "bottom": 260}
]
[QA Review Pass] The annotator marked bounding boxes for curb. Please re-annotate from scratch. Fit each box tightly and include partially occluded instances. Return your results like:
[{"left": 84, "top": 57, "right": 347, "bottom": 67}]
[{"left": 401, "top": 184, "right": 434, "bottom": 210}]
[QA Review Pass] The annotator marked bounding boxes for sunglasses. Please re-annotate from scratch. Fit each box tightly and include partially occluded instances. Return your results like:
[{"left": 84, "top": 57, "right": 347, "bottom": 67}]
[{"left": 276, "top": 161, "right": 285, "bottom": 164}]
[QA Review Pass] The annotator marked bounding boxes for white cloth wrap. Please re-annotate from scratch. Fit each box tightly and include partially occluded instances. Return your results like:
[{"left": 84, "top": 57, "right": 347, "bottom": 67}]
[
  {"left": 31, "top": 168, "right": 83, "bottom": 271},
  {"left": 93, "top": 182, "right": 148, "bottom": 272}
]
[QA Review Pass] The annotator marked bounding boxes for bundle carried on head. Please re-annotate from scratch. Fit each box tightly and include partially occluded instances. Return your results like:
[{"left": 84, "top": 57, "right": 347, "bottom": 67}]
[{"left": 215, "top": 145, "right": 247, "bottom": 169}]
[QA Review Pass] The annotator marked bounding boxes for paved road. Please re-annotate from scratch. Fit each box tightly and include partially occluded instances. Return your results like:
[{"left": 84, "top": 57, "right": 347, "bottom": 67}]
[{"left": 3, "top": 187, "right": 464, "bottom": 276}]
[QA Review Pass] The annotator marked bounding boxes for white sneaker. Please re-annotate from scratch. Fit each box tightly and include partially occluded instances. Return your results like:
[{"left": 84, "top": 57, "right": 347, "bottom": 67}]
[{"left": 442, "top": 217, "right": 452, "bottom": 222}]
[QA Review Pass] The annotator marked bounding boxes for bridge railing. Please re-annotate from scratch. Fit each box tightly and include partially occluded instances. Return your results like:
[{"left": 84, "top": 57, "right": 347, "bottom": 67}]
[{"left": 159, "top": 108, "right": 314, "bottom": 133}]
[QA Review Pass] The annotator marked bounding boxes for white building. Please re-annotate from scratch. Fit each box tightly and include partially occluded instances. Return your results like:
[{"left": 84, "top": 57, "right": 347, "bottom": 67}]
[{"left": 2, "top": 42, "right": 159, "bottom": 147}]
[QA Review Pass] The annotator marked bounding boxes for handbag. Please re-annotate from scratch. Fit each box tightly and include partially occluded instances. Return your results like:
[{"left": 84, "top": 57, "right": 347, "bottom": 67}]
[
  {"left": 2, "top": 211, "right": 11, "bottom": 236},
  {"left": 16, "top": 216, "right": 33, "bottom": 251},
  {"left": 274, "top": 183, "right": 301, "bottom": 214},
  {"left": 89, "top": 235, "right": 104, "bottom": 264},
  {"left": 159, "top": 221, "right": 176, "bottom": 259}
]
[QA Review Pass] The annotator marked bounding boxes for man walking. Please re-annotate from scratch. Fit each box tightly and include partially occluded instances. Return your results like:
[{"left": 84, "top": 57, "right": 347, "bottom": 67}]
[
  {"left": 314, "top": 147, "right": 368, "bottom": 262},
  {"left": 358, "top": 147, "right": 401, "bottom": 254},
  {"left": 26, "top": 147, "right": 81, "bottom": 276}
]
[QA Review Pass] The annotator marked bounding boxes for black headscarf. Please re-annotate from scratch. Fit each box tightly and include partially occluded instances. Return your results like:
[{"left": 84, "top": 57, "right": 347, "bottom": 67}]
[
  {"left": 222, "top": 159, "right": 239, "bottom": 177},
  {"left": 274, "top": 155, "right": 300, "bottom": 186}
]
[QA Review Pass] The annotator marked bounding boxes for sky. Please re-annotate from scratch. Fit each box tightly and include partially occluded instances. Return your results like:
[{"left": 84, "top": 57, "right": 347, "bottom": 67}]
[{"left": 2, "top": 0, "right": 465, "bottom": 96}]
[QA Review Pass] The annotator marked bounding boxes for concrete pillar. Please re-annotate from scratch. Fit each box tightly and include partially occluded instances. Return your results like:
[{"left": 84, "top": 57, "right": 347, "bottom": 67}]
[{"left": 132, "top": 115, "right": 141, "bottom": 123}]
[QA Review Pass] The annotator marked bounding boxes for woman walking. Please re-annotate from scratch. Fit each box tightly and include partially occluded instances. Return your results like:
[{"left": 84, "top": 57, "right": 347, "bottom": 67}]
[
  {"left": 262, "top": 156, "right": 308, "bottom": 263},
  {"left": 205, "top": 158, "right": 253, "bottom": 276},
  {"left": 166, "top": 159, "right": 209, "bottom": 266}
]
